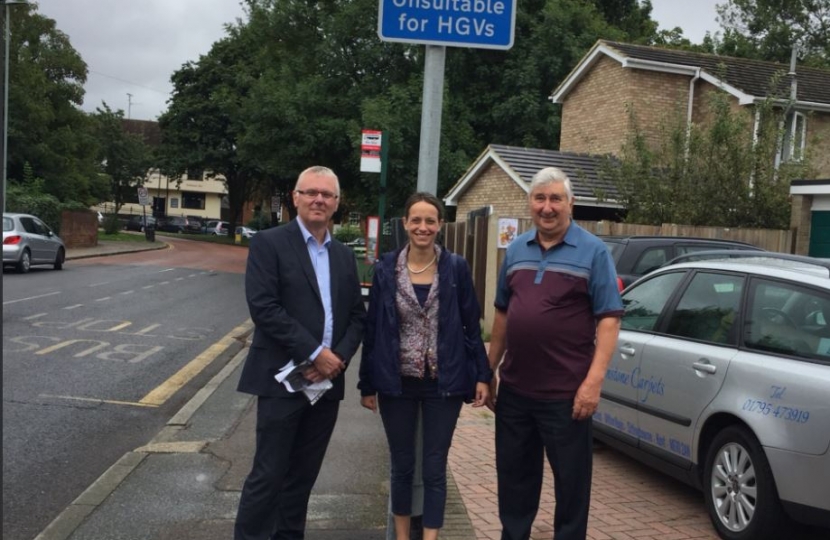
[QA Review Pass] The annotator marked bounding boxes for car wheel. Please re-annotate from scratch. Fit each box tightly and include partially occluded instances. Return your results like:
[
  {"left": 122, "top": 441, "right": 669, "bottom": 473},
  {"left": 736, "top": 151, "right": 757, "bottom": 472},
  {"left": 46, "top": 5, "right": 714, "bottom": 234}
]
[
  {"left": 17, "top": 249, "right": 31, "bottom": 274},
  {"left": 54, "top": 247, "right": 65, "bottom": 270},
  {"left": 703, "top": 425, "right": 784, "bottom": 540}
]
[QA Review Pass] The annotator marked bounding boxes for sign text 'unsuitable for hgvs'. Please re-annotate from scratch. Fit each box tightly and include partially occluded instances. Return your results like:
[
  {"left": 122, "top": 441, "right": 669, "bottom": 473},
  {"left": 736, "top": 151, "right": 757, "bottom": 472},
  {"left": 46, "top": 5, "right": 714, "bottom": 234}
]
[{"left": 378, "top": 0, "right": 515, "bottom": 50}]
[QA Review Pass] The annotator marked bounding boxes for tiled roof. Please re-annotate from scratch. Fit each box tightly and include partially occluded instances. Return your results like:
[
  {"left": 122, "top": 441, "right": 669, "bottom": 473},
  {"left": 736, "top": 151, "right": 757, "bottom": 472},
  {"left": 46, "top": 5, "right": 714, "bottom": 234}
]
[
  {"left": 444, "top": 144, "right": 620, "bottom": 205},
  {"left": 603, "top": 41, "right": 830, "bottom": 105},
  {"left": 490, "top": 145, "right": 620, "bottom": 199}
]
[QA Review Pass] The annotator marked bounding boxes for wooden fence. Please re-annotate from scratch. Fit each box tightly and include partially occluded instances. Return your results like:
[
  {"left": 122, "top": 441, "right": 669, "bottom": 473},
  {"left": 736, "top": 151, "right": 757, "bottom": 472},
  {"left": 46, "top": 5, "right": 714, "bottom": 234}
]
[{"left": 443, "top": 217, "right": 489, "bottom": 312}]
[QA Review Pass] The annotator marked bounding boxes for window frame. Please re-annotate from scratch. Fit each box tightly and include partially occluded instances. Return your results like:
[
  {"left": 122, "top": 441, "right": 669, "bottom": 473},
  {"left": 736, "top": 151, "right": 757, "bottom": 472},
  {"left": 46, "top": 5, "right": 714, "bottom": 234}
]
[
  {"left": 779, "top": 111, "right": 807, "bottom": 163},
  {"left": 743, "top": 276, "right": 830, "bottom": 364},
  {"left": 182, "top": 192, "right": 206, "bottom": 210}
]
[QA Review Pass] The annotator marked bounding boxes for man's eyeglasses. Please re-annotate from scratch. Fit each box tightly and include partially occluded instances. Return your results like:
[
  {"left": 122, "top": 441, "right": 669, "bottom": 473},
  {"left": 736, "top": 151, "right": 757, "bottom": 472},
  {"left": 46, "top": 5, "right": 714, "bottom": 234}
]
[{"left": 295, "top": 189, "right": 338, "bottom": 201}]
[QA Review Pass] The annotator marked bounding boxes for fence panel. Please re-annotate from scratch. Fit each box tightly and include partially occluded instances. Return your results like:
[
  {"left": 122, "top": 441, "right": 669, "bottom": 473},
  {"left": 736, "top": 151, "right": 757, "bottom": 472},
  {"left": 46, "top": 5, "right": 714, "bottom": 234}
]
[
  {"left": 471, "top": 216, "right": 489, "bottom": 311},
  {"left": 573, "top": 220, "right": 792, "bottom": 253}
]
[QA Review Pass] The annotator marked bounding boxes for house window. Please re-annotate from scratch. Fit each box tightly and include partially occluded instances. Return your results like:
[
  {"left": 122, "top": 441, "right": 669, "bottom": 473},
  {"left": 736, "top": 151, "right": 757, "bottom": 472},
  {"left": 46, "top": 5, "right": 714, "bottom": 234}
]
[
  {"left": 349, "top": 212, "right": 361, "bottom": 225},
  {"left": 182, "top": 192, "right": 206, "bottom": 210},
  {"left": 780, "top": 111, "right": 807, "bottom": 162},
  {"left": 186, "top": 169, "right": 203, "bottom": 181},
  {"left": 171, "top": 198, "right": 179, "bottom": 209}
]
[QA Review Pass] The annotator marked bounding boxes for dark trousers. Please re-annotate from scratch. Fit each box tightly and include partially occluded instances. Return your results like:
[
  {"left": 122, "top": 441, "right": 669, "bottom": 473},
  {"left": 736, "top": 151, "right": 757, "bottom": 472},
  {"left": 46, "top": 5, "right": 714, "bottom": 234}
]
[
  {"left": 234, "top": 396, "right": 339, "bottom": 540},
  {"left": 378, "top": 377, "right": 464, "bottom": 529},
  {"left": 495, "top": 385, "right": 593, "bottom": 540}
]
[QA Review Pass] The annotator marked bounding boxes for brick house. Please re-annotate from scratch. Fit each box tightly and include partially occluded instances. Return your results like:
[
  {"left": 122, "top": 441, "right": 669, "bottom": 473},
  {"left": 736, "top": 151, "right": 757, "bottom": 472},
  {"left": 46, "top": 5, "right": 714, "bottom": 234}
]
[
  {"left": 443, "top": 144, "right": 623, "bottom": 222},
  {"left": 551, "top": 40, "right": 830, "bottom": 256},
  {"left": 445, "top": 40, "right": 830, "bottom": 254}
]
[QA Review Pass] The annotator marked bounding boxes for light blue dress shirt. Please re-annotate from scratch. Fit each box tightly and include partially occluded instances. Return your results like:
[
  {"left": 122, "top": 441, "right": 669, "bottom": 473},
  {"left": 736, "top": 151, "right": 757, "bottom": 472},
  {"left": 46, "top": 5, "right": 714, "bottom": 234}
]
[{"left": 297, "top": 218, "right": 333, "bottom": 362}]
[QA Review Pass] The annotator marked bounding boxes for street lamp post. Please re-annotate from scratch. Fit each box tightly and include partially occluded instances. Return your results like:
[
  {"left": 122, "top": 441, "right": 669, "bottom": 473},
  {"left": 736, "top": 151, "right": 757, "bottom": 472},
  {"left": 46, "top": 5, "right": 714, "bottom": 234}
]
[{"left": 2, "top": 0, "right": 28, "bottom": 214}]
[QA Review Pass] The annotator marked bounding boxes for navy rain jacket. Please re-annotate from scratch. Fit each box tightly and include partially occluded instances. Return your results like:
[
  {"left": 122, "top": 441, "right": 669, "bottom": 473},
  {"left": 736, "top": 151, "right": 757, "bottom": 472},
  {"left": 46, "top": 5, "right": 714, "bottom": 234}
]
[{"left": 358, "top": 247, "right": 493, "bottom": 400}]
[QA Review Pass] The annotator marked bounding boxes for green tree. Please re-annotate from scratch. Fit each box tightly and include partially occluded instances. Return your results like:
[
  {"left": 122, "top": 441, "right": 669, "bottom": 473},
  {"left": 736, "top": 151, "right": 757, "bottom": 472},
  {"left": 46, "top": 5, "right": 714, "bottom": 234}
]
[
  {"left": 601, "top": 88, "right": 812, "bottom": 229},
  {"left": 5, "top": 3, "right": 104, "bottom": 204},
  {"left": 237, "top": 0, "right": 421, "bottom": 220},
  {"left": 158, "top": 24, "right": 262, "bottom": 235},
  {"left": 161, "top": 0, "right": 660, "bottom": 225},
  {"left": 92, "top": 104, "right": 151, "bottom": 216},
  {"left": 716, "top": 0, "right": 830, "bottom": 68}
]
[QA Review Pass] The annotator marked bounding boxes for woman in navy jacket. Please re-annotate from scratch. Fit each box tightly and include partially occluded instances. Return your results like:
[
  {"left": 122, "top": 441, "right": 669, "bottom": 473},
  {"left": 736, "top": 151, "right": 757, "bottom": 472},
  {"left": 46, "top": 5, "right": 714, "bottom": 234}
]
[{"left": 359, "top": 192, "right": 492, "bottom": 540}]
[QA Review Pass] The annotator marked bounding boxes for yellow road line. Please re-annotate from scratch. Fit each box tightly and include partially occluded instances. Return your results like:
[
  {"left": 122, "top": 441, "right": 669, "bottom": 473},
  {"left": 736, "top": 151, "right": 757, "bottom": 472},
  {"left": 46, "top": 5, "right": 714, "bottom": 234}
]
[
  {"left": 139, "top": 319, "right": 253, "bottom": 406},
  {"left": 40, "top": 394, "right": 158, "bottom": 408}
]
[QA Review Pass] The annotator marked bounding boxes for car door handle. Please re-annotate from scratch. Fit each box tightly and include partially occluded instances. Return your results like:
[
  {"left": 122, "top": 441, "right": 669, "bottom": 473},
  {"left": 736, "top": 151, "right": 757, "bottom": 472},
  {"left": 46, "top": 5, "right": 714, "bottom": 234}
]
[
  {"left": 619, "top": 346, "right": 636, "bottom": 356},
  {"left": 693, "top": 361, "right": 717, "bottom": 374}
]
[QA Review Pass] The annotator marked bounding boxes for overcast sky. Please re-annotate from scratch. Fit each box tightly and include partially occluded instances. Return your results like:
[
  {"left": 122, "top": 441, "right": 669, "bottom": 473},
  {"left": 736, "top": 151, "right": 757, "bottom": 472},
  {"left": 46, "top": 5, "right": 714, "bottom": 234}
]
[{"left": 35, "top": 0, "right": 723, "bottom": 122}]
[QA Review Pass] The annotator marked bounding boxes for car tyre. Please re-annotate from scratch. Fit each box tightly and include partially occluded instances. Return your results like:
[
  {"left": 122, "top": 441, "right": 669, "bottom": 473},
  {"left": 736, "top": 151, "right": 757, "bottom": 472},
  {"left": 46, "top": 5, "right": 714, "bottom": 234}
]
[
  {"left": 703, "top": 425, "right": 784, "bottom": 540},
  {"left": 17, "top": 249, "right": 31, "bottom": 274},
  {"left": 54, "top": 247, "right": 65, "bottom": 270}
]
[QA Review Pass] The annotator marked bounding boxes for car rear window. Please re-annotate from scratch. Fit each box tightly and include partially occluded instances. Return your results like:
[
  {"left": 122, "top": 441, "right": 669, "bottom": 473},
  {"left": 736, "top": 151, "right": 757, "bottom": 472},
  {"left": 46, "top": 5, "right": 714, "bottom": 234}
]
[
  {"left": 602, "top": 240, "right": 624, "bottom": 263},
  {"left": 3, "top": 217, "right": 12, "bottom": 231}
]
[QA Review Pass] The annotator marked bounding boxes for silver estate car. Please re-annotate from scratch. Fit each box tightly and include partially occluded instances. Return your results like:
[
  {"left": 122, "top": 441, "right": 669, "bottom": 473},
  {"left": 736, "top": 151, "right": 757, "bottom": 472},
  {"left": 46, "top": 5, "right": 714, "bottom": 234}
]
[
  {"left": 596, "top": 252, "right": 830, "bottom": 539},
  {"left": 2, "top": 213, "right": 66, "bottom": 273}
]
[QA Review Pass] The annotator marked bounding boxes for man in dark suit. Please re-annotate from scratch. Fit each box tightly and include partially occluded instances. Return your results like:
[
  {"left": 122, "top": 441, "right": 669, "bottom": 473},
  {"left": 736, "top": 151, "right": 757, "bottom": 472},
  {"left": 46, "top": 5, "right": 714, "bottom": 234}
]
[{"left": 235, "top": 166, "right": 366, "bottom": 540}]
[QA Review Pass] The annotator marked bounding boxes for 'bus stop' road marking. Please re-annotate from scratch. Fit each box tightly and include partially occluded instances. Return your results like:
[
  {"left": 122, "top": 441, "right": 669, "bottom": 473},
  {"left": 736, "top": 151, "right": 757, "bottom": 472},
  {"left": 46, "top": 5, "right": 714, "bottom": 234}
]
[{"left": 139, "top": 319, "right": 253, "bottom": 407}]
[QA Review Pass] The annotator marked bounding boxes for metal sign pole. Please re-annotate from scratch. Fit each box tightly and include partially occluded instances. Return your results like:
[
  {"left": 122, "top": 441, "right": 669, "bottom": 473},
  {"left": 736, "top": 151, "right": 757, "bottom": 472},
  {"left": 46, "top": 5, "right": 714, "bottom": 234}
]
[
  {"left": 416, "top": 45, "right": 446, "bottom": 196},
  {"left": 379, "top": 134, "right": 388, "bottom": 226}
]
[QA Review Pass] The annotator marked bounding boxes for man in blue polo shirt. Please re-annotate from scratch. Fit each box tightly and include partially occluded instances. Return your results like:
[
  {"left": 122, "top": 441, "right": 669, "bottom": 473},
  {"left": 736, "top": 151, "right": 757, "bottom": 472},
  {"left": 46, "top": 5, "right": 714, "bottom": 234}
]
[{"left": 486, "top": 167, "right": 623, "bottom": 540}]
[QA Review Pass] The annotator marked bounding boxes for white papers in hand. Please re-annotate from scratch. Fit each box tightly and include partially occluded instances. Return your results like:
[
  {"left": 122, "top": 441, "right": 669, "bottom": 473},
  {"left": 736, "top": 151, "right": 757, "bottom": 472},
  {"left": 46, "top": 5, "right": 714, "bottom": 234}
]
[{"left": 275, "top": 360, "right": 332, "bottom": 405}]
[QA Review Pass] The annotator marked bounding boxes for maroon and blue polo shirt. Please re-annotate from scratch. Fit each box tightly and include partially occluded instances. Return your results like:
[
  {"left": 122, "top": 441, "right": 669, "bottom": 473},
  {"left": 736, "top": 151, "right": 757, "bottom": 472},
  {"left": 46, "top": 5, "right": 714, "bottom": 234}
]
[{"left": 494, "top": 222, "right": 623, "bottom": 400}]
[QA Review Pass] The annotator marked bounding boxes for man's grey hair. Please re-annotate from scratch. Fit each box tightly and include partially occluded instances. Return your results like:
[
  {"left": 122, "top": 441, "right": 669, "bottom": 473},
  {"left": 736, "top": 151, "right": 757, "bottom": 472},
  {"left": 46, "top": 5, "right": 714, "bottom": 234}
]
[
  {"left": 529, "top": 167, "right": 573, "bottom": 201},
  {"left": 295, "top": 166, "right": 341, "bottom": 197}
]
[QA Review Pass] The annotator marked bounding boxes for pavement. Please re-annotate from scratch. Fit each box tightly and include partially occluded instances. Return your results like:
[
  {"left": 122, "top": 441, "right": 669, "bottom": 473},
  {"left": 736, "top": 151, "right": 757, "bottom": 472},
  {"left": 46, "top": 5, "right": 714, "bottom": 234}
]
[
  {"left": 32, "top": 239, "right": 766, "bottom": 540},
  {"left": 65, "top": 238, "right": 170, "bottom": 261}
]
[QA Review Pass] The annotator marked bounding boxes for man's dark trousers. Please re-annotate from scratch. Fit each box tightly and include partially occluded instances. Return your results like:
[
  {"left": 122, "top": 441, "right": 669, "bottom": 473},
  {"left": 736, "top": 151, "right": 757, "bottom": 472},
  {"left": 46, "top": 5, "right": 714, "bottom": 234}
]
[
  {"left": 234, "top": 396, "right": 339, "bottom": 540},
  {"left": 495, "top": 385, "right": 593, "bottom": 540}
]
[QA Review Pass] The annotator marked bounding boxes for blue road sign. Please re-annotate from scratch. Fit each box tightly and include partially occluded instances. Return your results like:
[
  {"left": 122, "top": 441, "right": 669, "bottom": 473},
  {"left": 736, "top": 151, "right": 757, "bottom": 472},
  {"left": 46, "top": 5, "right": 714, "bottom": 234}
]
[{"left": 378, "top": 0, "right": 516, "bottom": 50}]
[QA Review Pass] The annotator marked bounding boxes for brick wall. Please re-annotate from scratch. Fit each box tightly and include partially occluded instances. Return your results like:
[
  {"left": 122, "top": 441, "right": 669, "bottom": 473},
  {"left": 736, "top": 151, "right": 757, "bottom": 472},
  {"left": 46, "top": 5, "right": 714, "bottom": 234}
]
[
  {"left": 692, "top": 82, "right": 750, "bottom": 126},
  {"left": 60, "top": 210, "right": 98, "bottom": 248},
  {"left": 807, "top": 112, "right": 830, "bottom": 178},
  {"left": 789, "top": 195, "right": 812, "bottom": 255},
  {"left": 560, "top": 56, "right": 691, "bottom": 155},
  {"left": 455, "top": 163, "right": 529, "bottom": 221}
]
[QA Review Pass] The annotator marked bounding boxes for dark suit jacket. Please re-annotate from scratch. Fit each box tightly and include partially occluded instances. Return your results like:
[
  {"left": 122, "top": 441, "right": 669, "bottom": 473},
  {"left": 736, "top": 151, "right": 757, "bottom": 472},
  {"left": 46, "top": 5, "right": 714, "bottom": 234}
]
[{"left": 238, "top": 219, "right": 366, "bottom": 400}]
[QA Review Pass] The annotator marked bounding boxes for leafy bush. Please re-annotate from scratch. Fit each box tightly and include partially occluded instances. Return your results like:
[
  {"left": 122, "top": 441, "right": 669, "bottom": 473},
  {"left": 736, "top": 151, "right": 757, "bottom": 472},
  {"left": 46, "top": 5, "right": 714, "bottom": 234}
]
[
  {"left": 247, "top": 213, "right": 272, "bottom": 231},
  {"left": 103, "top": 214, "right": 122, "bottom": 234},
  {"left": 334, "top": 224, "right": 362, "bottom": 243},
  {"left": 8, "top": 184, "right": 71, "bottom": 235},
  {"left": 6, "top": 167, "right": 87, "bottom": 234}
]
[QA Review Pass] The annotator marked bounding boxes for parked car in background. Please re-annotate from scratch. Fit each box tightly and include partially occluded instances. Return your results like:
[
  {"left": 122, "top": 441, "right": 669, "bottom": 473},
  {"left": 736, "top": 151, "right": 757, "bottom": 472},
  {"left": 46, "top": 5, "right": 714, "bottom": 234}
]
[
  {"left": 184, "top": 216, "right": 204, "bottom": 234},
  {"left": 597, "top": 252, "right": 830, "bottom": 539},
  {"left": 2, "top": 213, "right": 66, "bottom": 273},
  {"left": 346, "top": 237, "right": 367, "bottom": 256},
  {"left": 601, "top": 235, "right": 763, "bottom": 290},
  {"left": 155, "top": 216, "right": 205, "bottom": 234},
  {"left": 124, "top": 215, "right": 156, "bottom": 232},
  {"left": 235, "top": 226, "right": 257, "bottom": 239},
  {"left": 204, "top": 220, "right": 230, "bottom": 235}
]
